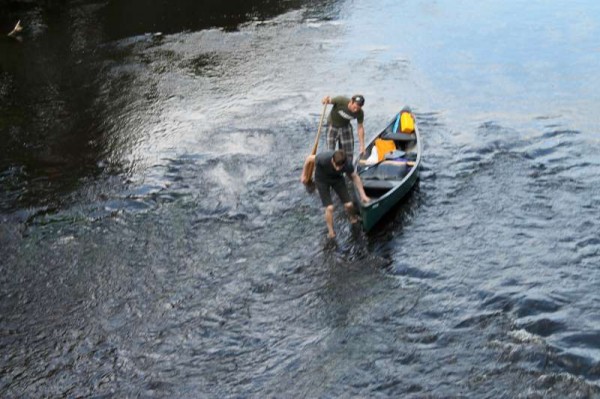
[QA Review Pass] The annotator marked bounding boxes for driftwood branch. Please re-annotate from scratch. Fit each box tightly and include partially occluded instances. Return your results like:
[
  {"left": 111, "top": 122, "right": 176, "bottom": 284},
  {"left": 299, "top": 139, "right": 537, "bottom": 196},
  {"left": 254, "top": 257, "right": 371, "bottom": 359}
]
[{"left": 7, "top": 20, "right": 22, "bottom": 37}]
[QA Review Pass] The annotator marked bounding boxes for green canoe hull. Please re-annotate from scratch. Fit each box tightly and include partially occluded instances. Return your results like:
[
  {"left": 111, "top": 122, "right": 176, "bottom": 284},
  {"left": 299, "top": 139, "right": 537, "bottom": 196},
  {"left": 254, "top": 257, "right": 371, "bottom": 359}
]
[
  {"left": 359, "top": 168, "right": 419, "bottom": 231},
  {"left": 354, "top": 108, "right": 422, "bottom": 232}
]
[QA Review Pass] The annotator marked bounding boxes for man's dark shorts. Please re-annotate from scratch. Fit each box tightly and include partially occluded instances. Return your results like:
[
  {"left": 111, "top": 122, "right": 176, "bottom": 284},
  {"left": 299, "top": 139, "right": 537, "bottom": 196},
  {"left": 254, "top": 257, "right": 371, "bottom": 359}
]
[{"left": 316, "top": 179, "right": 351, "bottom": 207}]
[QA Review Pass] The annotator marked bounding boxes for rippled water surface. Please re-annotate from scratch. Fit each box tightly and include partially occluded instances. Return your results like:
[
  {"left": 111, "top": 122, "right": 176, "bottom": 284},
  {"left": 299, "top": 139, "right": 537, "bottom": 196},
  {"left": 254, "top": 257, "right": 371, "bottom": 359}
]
[{"left": 2, "top": 0, "right": 600, "bottom": 397}]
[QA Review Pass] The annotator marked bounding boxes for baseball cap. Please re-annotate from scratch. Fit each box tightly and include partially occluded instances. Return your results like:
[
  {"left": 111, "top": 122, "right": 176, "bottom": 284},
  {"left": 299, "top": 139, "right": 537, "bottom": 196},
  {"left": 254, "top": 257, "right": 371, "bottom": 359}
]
[{"left": 351, "top": 94, "right": 365, "bottom": 106}]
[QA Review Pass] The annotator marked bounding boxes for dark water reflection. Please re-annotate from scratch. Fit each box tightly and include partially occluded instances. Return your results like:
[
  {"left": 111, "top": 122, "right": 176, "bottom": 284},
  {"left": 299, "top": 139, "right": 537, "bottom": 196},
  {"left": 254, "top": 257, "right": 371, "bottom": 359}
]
[
  {"left": 0, "top": 0, "right": 335, "bottom": 214},
  {"left": 2, "top": 0, "right": 600, "bottom": 397}
]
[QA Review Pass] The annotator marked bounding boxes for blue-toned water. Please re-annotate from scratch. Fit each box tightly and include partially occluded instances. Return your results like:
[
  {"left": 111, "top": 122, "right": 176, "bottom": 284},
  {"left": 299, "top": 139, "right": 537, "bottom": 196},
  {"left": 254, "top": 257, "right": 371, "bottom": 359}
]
[{"left": 1, "top": 0, "right": 600, "bottom": 397}]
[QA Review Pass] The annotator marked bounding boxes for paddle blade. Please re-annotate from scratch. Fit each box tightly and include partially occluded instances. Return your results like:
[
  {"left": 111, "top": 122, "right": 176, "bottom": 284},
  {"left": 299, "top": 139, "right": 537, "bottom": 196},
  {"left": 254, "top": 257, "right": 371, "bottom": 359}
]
[{"left": 301, "top": 158, "right": 315, "bottom": 186}]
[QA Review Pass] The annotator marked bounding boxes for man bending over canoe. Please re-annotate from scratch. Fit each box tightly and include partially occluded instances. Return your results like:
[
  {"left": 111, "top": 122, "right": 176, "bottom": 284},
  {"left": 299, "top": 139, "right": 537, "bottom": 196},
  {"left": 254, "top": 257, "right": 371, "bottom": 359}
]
[{"left": 301, "top": 150, "right": 370, "bottom": 238}]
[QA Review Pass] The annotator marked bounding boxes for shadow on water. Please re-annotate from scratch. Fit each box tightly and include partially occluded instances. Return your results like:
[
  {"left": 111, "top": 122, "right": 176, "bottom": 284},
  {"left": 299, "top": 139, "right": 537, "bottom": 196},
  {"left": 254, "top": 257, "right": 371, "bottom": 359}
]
[
  {"left": 97, "top": 0, "right": 332, "bottom": 40},
  {"left": 364, "top": 182, "right": 423, "bottom": 241},
  {"left": 0, "top": 0, "right": 335, "bottom": 215},
  {"left": 311, "top": 181, "right": 425, "bottom": 283}
]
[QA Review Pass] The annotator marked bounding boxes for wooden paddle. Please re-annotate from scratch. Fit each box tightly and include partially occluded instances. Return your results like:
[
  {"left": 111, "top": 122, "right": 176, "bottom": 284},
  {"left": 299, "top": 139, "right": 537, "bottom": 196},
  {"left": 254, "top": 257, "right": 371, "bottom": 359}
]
[{"left": 301, "top": 103, "right": 328, "bottom": 187}]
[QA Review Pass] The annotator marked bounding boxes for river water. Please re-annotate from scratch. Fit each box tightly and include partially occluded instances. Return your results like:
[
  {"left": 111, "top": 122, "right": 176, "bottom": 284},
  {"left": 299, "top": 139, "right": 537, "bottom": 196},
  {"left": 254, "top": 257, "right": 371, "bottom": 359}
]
[{"left": 1, "top": 0, "right": 600, "bottom": 397}]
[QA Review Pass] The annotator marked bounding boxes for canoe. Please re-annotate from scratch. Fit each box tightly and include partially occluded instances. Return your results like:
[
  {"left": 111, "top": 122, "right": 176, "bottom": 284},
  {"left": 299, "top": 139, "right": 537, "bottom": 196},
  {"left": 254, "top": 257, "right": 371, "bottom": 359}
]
[{"left": 353, "top": 107, "right": 422, "bottom": 232}]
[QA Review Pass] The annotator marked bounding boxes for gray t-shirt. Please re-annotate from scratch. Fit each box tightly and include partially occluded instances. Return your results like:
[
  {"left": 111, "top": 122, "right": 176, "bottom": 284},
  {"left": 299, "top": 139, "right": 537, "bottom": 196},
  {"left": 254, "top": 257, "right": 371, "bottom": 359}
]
[{"left": 315, "top": 150, "right": 354, "bottom": 184}]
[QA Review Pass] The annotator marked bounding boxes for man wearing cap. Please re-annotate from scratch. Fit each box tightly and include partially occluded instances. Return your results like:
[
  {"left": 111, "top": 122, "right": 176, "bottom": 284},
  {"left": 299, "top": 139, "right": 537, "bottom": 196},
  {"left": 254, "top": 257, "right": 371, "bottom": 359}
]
[{"left": 321, "top": 94, "right": 366, "bottom": 163}]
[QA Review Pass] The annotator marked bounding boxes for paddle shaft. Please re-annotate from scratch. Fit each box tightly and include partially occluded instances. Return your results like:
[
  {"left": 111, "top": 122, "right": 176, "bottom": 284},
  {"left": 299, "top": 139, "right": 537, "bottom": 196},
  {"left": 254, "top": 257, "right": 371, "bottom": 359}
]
[
  {"left": 311, "top": 103, "right": 328, "bottom": 155},
  {"left": 358, "top": 158, "right": 415, "bottom": 173},
  {"left": 302, "top": 103, "right": 328, "bottom": 185}
]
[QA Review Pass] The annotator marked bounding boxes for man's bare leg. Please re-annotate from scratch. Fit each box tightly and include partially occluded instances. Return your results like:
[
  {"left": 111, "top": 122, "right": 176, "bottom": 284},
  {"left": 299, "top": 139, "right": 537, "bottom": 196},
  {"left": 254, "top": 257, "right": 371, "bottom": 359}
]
[
  {"left": 325, "top": 205, "right": 336, "bottom": 238},
  {"left": 344, "top": 202, "right": 358, "bottom": 224}
]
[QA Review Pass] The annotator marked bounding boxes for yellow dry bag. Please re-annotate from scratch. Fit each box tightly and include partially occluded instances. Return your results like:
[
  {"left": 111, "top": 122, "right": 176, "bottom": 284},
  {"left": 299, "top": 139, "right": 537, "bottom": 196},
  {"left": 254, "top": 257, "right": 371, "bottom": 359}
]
[{"left": 400, "top": 111, "right": 415, "bottom": 133}]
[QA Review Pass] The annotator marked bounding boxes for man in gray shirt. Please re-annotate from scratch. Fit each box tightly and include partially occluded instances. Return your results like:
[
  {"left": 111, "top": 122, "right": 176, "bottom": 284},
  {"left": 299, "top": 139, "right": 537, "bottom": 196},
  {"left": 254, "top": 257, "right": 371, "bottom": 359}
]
[{"left": 301, "top": 150, "right": 370, "bottom": 238}]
